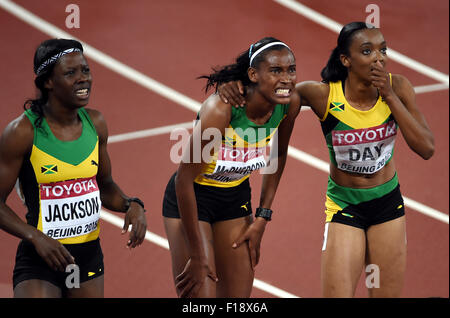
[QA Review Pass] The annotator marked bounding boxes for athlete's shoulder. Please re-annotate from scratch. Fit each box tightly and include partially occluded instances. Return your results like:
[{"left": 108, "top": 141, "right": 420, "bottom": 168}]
[
  {"left": 290, "top": 89, "right": 301, "bottom": 105},
  {"left": 296, "top": 80, "right": 330, "bottom": 95},
  {"left": 198, "top": 93, "right": 232, "bottom": 123},
  {"left": 84, "top": 107, "right": 104, "bottom": 122},
  {"left": 390, "top": 74, "right": 416, "bottom": 102},
  {"left": 286, "top": 90, "right": 301, "bottom": 118},
  {"left": 296, "top": 80, "right": 330, "bottom": 106},
  {"left": 3, "top": 113, "right": 34, "bottom": 139},
  {"left": 84, "top": 108, "right": 107, "bottom": 141},
  {"left": 84, "top": 107, "right": 107, "bottom": 127},
  {"left": 391, "top": 74, "right": 413, "bottom": 91},
  {"left": 296, "top": 80, "right": 330, "bottom": 119}
]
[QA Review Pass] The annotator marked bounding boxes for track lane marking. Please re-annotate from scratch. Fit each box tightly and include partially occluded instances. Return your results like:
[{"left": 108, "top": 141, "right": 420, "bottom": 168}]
[
  {"left": 413, "top": 83, "right": 449, "bottom": 94},
  {"left": 108, "top": 122, "right": 194, "bottom": 144}
]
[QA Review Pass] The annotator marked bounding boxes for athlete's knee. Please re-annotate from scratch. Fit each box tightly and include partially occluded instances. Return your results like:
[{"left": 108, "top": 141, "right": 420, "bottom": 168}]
[{"left": 14, "top": 280, "right": 62, "bottom": 298}]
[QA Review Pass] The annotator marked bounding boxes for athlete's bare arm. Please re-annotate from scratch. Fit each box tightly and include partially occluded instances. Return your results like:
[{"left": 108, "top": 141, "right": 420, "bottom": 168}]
[
  {"left": 174, "top": 94, "right": 228, "bottom": 297},
  {"left": 87, "top": 108, "right": 147, "bottom": 248},
  {"left": 376, "top": 70, "right": 434, "bottom": 159},
  {"left": 234, "top": 92, "right": 302, "bottom": 268},
  {"left": 295, "top": 81, "right": 329, "bottom": 119},
  {"left": 0, "top": 115, "right": 74, "bottom": 271}
]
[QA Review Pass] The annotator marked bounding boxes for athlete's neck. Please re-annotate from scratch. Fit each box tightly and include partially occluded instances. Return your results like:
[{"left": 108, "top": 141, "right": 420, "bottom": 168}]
[
  {"left": 245, "top": 88, "right": 275, "bottom": 125},
  {"left": 44, "top": 99, "right": 81, "bottom": 127},
  {"left": 344, "top": 73, "right": 379, "bottom": 110}
]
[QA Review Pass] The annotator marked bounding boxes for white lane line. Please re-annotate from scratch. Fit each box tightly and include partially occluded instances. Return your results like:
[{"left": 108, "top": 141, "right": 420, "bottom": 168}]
[
  {"left": 100, "top": 210, "right": 300, "bottom": 298},
  {"left": 252, "top": 280, "right": 299, "bottom": 298},
  {"left": 414, "top": 83, "right": 449, "bottom": 94},
  {"left": 273, "top": 0, "right": 450, "bottom": 86},
  {"left": 100, "top": 209, "right": 169, "bottom": 250},
  {"left": 2, "top": 2, "right": 447, "bottom": 224},
  {"left": 288, "top": 146, "right": 329, "bottom": 172},
  {"left": 403, "top": 198, "right": 449, "bottom": 224}
]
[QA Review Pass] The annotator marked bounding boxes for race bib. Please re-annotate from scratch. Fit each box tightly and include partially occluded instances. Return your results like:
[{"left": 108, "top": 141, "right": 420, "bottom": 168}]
[
  {"left": 40, "top": 176, "right": 101, "bottom": 239},
  {"left": 332, "top": 120, "right": 397, "bottom": 174},
  {"left": 204, "top": 145, "right": 267, "bottom": 183}
]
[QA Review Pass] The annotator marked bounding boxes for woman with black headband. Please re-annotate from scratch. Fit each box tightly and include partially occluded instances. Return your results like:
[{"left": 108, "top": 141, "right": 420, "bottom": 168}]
[
  {"left": 218, "top": 22, "right": 434, "bottom": 297},
  {"left": 162, "top": 37, "right": 300, "bottom": 297},
  {"left": 0, "top": 38, "right": 147, "bottom": 297}
]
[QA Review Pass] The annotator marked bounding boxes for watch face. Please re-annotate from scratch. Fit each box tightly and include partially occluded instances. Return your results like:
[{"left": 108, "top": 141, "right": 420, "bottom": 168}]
[{"left": 256, "top": 208, "right": 272, "bottom": 220}]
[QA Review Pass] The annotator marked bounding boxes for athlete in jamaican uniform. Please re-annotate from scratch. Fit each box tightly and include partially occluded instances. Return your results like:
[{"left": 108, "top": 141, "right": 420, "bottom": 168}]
[
  {"left": 0, "top": 39, "right": 146, "bottom": 298},
  {"left": 294, "top": 23, "right": 434, "bottom": 298},
  {"left": 320, "top": 74, "right": 405, "bottom": 230},
  {"left": 216, "top": 23, "right": 434, "bottom": 298},
  {"left": 163, "top": 37, "right": 301, "bottom": 298},
  {"left": 13, "top": 107, "right": 105, "bottom": 289}
]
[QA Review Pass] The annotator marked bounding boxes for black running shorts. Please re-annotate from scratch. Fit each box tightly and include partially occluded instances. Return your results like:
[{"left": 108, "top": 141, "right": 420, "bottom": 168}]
[
  {"left": 162, "top": 172, "right": 253, "bottom": 224},
  {"left": 13, "top": 238, "right": 104, "bottom": 290}
]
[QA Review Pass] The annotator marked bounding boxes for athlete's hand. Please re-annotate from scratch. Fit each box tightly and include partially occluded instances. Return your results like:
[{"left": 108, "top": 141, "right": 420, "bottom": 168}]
[
  {"left": 217, "top": 81, "right": 246, "bottom": 107},
  {"left": 122, "top": 202, "right": 147, "bottom": 248},
  {"left": 31, "top": 230, "right": 75, "bottom": 272},
  {"left": 175, "top": 258, "right": 218, "bottom": 298},
  {"left": 232, "top": 217, "right": 267, "bottom": 269},
  {"left": 370, "top": 61, "right": 394, "bottom": 100}
]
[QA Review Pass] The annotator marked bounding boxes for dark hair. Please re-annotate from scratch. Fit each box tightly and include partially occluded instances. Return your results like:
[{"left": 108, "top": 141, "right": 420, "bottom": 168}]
[
  {"left": 24, "top": 39, "right": 84, "bottom": 127},
  {"left": 199, "top": 37, "right": 291, "bottom": 93},
  {"left": 320, "top": 22, "right": 376, "bottom": 83}
]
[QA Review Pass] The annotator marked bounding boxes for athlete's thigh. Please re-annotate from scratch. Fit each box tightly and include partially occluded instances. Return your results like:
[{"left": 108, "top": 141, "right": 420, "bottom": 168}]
[
  {"left": 163, "top": 217, "right": 216, "bottom": 297},
  {"left": 321, "top": 222, "right": 366, "bottom": 297},
  {"left": 212, "top": 216, "right": 254, "bottom": 298},
  {"left": 14, "top": 279, "right": 62, "bottom": 298},
  {"left": 65, "top": 275, "right": 104, "bottom": 298},
  {"left": 365, "top": 216, "right": 406, "bottom": 297}
]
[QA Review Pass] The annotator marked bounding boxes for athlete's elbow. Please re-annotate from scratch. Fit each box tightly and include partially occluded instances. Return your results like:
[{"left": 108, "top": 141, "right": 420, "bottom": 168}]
[
  {"left": 421, "top": 145, "right": 434, "bottom": 160},
  {"left": 418, "top": 142, "right": 435, "bottom": 160}
]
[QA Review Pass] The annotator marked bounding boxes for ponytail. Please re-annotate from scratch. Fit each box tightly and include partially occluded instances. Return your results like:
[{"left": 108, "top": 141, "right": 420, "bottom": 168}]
[
  {"left": 198, "top": 51, "right": 251, "bottom": 93},
  {"left": 198, "top": 37, "right": 291, "bottom": 93},
  {"left": 320, "top": 46, "right": 348, "bottom": 83},
  {"left": 23, "top": 75, "right": 50, "bottom": 128}
]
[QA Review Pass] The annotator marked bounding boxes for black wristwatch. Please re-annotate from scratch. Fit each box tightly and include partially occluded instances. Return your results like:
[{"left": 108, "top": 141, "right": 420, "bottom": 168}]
[
  {"left": 124, "top": 197, "right": 145, "bottom": 212},
  {"left": 255, "top": 207, "right": 273, "bottom": 221}
]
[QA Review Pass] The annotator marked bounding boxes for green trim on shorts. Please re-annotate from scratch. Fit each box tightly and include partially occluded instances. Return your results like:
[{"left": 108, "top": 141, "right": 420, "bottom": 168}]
[{"left": 326, "top": 173, "right": 399, "bottom": 209}]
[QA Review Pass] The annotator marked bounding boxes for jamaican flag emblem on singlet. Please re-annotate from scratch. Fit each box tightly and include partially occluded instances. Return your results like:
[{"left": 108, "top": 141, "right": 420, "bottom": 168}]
[
  {"left": 41, "top": 164, "right": 58, "bottom": 174},
  {"left": 330, "top": 102, "right": 345, "bottom": 112},
  {"left": 223, "top": 136, "right": 237, "bottom": 147}
]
